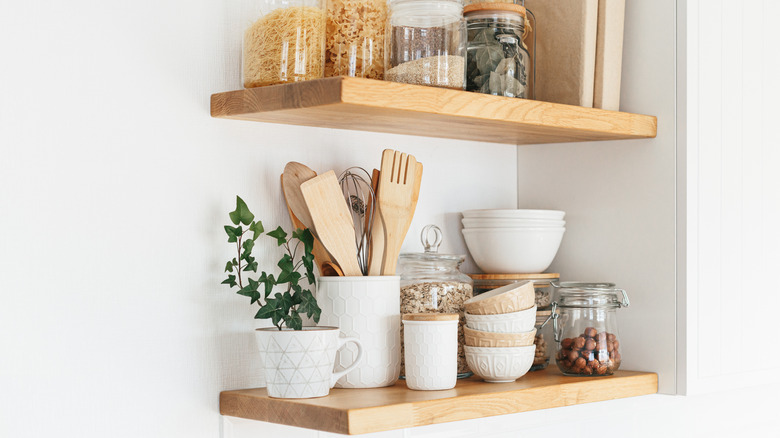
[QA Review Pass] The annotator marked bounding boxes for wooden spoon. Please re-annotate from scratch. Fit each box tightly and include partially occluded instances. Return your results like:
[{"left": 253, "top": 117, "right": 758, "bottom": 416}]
[
  {"left": 377, "top": 150, "right": 419, "bottom": 275},
  {"left": 282, "top": 162, "right": 318, "bottom": 233},
  {"left": 280, "top": 174, "right": 333, "bottom": 276},
  {"left": 300, "top": 170, "right": 363, "bottom": 277}
]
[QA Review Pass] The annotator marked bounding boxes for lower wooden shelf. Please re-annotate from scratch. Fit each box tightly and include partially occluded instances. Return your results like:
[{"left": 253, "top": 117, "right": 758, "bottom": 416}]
[{"left": 219, "top": 368, "right": 657, "bottom": 435}]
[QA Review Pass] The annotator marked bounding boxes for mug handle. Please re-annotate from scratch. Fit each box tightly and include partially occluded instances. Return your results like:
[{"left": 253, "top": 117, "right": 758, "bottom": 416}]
[{"left": 330, "top": 336, "right": 364, "bottom": 388}]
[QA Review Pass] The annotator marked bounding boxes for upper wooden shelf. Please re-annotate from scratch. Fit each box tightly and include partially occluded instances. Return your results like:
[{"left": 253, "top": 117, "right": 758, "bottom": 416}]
[
  {"left": 220, "top": 368, "right": 657, "bottom": 435},
  {"left": 210, "top": 77, "right": 657, "bottom": 145}
]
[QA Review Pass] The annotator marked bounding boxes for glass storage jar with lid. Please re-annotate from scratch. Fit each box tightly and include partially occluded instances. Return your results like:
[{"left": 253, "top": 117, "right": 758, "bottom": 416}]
[
  {"left": 324, "top": 0, "right": 387, "bottom": 78},
  {"left": 242, "top": 0, "right": 327, "bottom": 88},
  {"left": 398, "top": 225, "right": 474, "bottom": 377},
  {"left": 551, "top": 282, "right": 630, "bottom": 376},
  {"left": 385, "top": 0, "right": 467, "bottom": 89},
  {"left": 531, "top": 309, "right": 553, "bottom": 371},
  {"left": 464, "top": 2, "right": 532, "bottom": 98}
]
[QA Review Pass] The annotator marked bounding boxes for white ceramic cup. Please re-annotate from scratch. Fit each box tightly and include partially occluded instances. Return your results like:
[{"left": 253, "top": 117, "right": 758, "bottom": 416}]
[
  {"left": 402, "top": 314, "right": 459, "bottom": 391},
  {"left": 317, "top": 276, "right": 401, "bottom": 388},
  {"left": 255, "top": 326, "right": 363, "bottom": 399}
]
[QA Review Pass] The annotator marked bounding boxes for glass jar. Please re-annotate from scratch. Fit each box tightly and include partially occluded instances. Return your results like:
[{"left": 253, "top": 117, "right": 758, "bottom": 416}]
[
  {"left": 242, "top": 0, "right": 327, "bottom": 88},
  {"left": 464, "top": 3, "right": 531, "bottom": 98},
  {"left": 470, "top": 273, "right": 559, "bottom": 309},
  {"left": 325, "top": 0, "right": 386, "bottom": 79},
  {"left": 530, "top": 309, "right": 552, "bottom": 371},
  {"left": 398, "top": 225, "right": 474, "bottom": 377},
  {"left": 551, "top": 283, "right": 630, "bottom": 376},
  {"left": 385, "top": 0, "right": 467, "bottom": 89}
]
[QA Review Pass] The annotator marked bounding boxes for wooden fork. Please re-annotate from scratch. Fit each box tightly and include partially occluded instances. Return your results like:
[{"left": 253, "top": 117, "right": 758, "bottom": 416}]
[{"left": 377, "top": 149, "right": 419, "bottom": 275}]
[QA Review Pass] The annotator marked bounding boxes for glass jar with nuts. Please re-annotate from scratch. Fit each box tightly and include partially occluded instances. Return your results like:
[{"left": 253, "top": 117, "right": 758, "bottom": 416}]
[
  {"left": 551, "top": 282, "right": 630, "bottom": 376},
  {"left": 398, "top": 225, "right": 474, "bottom": 378}
]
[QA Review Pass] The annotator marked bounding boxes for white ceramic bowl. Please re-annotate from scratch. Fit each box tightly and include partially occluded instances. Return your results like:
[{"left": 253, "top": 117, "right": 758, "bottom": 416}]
[
  {"left": 465, "top": 305, "right": 537, "bottom": 333},
  {"left": 462, "top": 209, "right": 566, "bottom": 220},
  {"left": 462, "top": 217, "right": 566, "bottom": 229},
  {"left": 465, "top": 345, "right": 535, "bottom": 383},
  {"left": 462, "top": 227, "right": 565, "bottom": 274}
]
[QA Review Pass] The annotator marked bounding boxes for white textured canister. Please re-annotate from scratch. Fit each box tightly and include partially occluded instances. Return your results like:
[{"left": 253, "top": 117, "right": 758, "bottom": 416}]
[{"left": 402, "top": 313, "right": 459, "bottom": 391}]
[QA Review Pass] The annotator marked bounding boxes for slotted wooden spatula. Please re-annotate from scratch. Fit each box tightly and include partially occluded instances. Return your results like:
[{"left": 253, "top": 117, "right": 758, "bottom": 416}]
[
  {"left": 300, "top": 170, "right": 363, "bottom": 277},
  {"left": 378, "top": 150, "right": 419, "bottom": 275}
]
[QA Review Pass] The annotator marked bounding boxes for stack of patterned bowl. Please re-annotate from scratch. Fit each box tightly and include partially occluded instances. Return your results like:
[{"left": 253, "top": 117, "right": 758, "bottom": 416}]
[{"left": 463, "top": 281, "right": 537, "bottom": 382}]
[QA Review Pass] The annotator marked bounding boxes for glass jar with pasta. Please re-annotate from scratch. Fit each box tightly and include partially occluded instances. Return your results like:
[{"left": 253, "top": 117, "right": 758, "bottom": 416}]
[
  {"left": 325, "top": 0, "right": 387, "bottom": 79},
  {"left": 242, "top": 0, "right": 326, "bottom": 88}
]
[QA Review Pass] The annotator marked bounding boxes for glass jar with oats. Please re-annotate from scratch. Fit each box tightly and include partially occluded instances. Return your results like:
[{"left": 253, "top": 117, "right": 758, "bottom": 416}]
[
  {"left": 325, "top": 0, "right": 387, "bottom": 79},
  {"left": 398, "top": 225, "right": 474, "bottom": 378},
  {"left": 242, "top": 0, "right": 326, "bottom": 88}
]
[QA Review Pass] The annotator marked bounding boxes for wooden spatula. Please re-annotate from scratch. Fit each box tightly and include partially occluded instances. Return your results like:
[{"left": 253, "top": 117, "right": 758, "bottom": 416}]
[
  {"left": 282, "top": 162, "right": 318, "bottom": 232},
  {"left": 280, "top": 174, "right": 334, "bottom": 276},
  {"left": 300, "top": 170, "right": 363, "bottom": 277},
  {"left": 367, "top": 168, "right": 384, "bottom": 276},
  {"left": 378, "top": 150, "right": 419, "bottom": 276}
]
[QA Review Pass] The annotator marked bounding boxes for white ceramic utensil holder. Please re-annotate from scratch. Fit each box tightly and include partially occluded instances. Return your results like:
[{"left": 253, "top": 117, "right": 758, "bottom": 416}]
[
  {"left": 317, "top": 276, "right": 401, "bottom": 388},
  {"left": 255, "top": 326, "right": 363, "bottom": 399},
  {"left": 402, "top": 314, "right": 459, "bottom": 391}
]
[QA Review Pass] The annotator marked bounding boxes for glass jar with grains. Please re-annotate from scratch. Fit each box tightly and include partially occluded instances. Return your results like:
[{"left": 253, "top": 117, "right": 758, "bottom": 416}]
[
  {"left": 385, "top": 0, "right": 467, "bottom": 89},
  {"left": 325, "top": 0, "right": 386, "bottom": 78},
  {"left": 464, "top": 2, "right": 532, "bottom": 98},
  {"left": 398, "top": 225, "right": 473, "bottom": 377},
  {"left": 552, "top": 283, "right": 630, "bottom": 376},
  {"left": 242, "top": 0, "right": 326, "bottom": 88}
]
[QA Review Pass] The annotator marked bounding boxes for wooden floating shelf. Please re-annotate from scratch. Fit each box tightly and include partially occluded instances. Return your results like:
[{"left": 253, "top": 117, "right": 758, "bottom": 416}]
[
  {"left": 210, "top": 77, "right": 657, "bottom": 145},
  {"left": 220, "top": 368, "right": 657, "bottom": 435}
]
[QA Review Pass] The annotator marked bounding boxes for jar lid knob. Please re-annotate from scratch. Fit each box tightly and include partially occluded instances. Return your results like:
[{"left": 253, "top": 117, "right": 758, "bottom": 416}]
[{"left": 421, "top": 224, "right": 442, "bottom": 253}]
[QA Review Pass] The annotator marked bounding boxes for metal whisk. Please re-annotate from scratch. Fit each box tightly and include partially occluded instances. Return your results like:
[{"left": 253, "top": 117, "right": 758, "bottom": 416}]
[{"left": 338, "top": 167, "right": 375, "bottom": 276}]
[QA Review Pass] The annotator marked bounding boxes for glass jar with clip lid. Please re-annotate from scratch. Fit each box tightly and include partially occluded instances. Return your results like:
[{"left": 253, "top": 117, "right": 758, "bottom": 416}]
[
  {"left": 551, "top": 282, "right": 630, "bottom": 376},
  {"left": 398, "top": 225, "right": 474, "bottom": 377}
]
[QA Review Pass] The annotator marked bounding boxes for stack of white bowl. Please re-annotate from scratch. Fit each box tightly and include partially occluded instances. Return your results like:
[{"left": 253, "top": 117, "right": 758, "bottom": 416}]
[
  {"left": 461, "top": 209, "right": 566, "bottom": 274},
  {"left": 463, "top": 281, "right": 537, "bottom": 383}
]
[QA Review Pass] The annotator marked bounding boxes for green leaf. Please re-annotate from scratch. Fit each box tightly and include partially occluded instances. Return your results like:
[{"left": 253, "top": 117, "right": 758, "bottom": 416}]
[
  {"left": 243, "top": 261, "right": 258, "bottom": 272},
  {"left": 249, "top": 221, "right": 264, "bottom": 240},
  {"left": 255, "top": 302, "right": 277, "bottom": 320},
  {"left": 292, "top": 228, "right": 314, "bottom": 254},
  {"left": 242, "top": 238, "right": 255, "bottom": 253},
  {"left": 224, "top": 261, "right": 234, "bottom": 273},
  {"left": 262, "top": 273, "right": 276, "bottom": 298},
  {"left": 267, "top": 226, "right": 288, "bottom": 246},
  {"left": 277, "top": 254, "right": 294, "bottom": 273},
  {"left": 224, "top": 225, "right": 239, "bottom": 243},
  {"left": 297, "top": 289, "right": 321, "bottom": 324},
  {"left": 229, "top": 196, "right": 255, "bottom": 226},
  {"left": 302, "top": 253, "right": 315, "bottom": 285},
  {"left": 284, "top": 312, "right": 303, "bottom": 330},
  {"left": 221, "top": 275, "right": 237, "bottom": 288}
]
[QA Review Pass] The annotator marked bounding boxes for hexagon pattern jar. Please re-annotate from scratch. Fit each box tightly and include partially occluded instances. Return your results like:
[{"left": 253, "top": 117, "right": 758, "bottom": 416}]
[
  {"left": 402, "top": 313, "right": 459, "bottom": 391},
  {"left": 317, "top": 276, "right": 401, "bottom": 388}
]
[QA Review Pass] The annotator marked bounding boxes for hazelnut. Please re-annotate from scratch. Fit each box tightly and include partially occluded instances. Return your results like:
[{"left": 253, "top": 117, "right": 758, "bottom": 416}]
[
  {"left": 613, "top": 352, "right": 622, "bottom": 363},
  {"left": 573, "top": 337, "right": 586, "bottom": 349},
  {"left": 607, "top": 341, "right": 615, "bottom": 352},
  {"left": 588, "top": 360, "right": 600, "bottom": 369},
  {"left": 585, "top": 338, "right": 597, "bottom": 351},
  {"left": 568, "top": 350, "right": 580, "bottom": 362},
  {"left": 561, "top": 338, "right": 574, "bottom": 349},
  {"left": 596, "top": 365, "right": 608, "bottom": 375},
  {"left": 581, "top": 350, "right": 594, "bottom": 361},
  {"left": 574, "top": 357, "right": 586, "bottom": 368},
  {"left": 561, "top": 359, "right": 573, "bottom": 368},
  {"left": 607, "top": 333, "right": 616, "bottom": 342},
  {"left": 613, "top": 339, "right": 620, "bottom": 350},
  {"left": 584, "top": 327, "right": 598, "bottom": 338},
  {"left": 582, "top": 366, "right": 593, "bottom": 375}
]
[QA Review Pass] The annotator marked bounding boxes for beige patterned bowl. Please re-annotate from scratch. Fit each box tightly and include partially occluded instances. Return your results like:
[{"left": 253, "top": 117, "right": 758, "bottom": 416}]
[
  {"left": 464, "top": 326, "right": 536, "bottom": 347},
  {"left": 464, "top": 280, "right": 535, "bottom": 315},
  {"left": 465, "top": 345, "right": 536, "bottom": 383},
  {"left": 465, "top": 305, "right": 537, "bottom": 333}
]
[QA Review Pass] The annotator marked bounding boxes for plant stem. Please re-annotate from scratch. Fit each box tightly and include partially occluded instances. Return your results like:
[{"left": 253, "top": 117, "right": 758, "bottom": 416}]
[{"left": 236, "top": 235, "right": 244, "bottom": 289}]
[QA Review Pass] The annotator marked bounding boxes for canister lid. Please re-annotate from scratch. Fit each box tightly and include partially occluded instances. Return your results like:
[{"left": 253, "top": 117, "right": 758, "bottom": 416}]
[
  {"left": 403, "top": 313, "right": 460, "bottom": 321},
  {"left": 400, "top": 224, "right": 465, "bottom": 263},
  {"left": 470, "top": 273, "right": 560, "bottom": 280},
  {"left": 464, "top": 2, "right": 527, "bottom": 17}
]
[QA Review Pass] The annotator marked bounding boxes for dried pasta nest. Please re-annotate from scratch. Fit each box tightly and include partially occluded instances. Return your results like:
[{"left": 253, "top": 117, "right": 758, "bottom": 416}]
[
  {"left": 243, "top": 6, "right": 326, "bottom": 88},
  {"left": 324, "top": 0, "right": 386, "bottom": 79}
]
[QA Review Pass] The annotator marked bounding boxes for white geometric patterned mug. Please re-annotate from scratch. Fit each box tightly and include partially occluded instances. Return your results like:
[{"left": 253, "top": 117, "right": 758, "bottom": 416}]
[{"left": 255, "top": 326, "right": 363, "bottom": 398}]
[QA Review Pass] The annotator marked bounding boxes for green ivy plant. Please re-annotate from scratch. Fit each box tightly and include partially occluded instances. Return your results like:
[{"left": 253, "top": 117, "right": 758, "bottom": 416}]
[{"left": 222, "top": 196, "right": 320, "bottom": 330}]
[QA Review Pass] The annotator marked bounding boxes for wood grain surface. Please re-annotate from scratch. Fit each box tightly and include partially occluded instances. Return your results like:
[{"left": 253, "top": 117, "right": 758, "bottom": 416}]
[
  {"left": 220, "top": 368, "right": 658, "bottom": 434},
  {"left": 210, "top": 77, "right": 657, "bottom": 145}
]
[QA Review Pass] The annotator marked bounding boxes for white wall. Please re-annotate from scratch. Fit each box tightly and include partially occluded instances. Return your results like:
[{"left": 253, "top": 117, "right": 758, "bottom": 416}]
[{"left": 0, "top": 1, "right": 515, "bottom": 437}]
